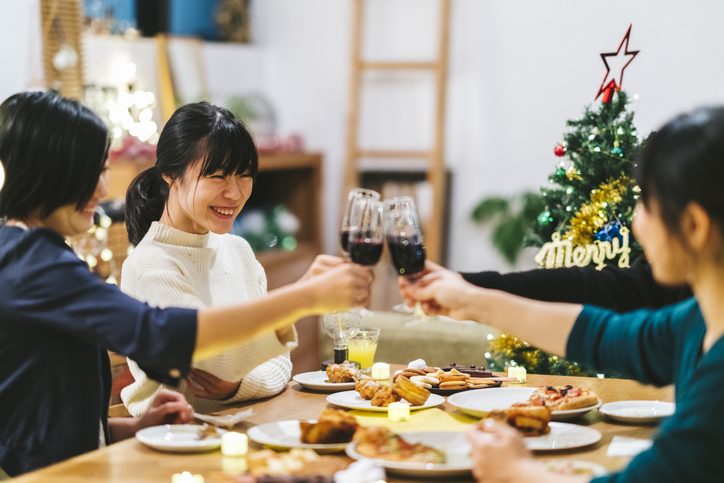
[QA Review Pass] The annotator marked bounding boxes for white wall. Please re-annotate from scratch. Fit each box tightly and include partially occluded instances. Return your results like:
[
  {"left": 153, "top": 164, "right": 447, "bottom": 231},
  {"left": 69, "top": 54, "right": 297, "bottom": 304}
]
[
  {"left": 250, "top": 0, "right": 724, "bottom": 272},
  {"left": 3, "top": 0, "right": 724, "bottom": 274}
]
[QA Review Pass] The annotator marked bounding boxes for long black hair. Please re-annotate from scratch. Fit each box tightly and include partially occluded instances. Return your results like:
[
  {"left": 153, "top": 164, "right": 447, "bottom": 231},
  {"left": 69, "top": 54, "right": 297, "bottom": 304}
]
[
  {"left": 0, "top": 91, "right": 109, "bottom": 220},
  {"left": 635, "top": 106, "right": 724, "bottom": 237},
  {"left": 125, "top": 102, "right": 258, "bottom": 245}
]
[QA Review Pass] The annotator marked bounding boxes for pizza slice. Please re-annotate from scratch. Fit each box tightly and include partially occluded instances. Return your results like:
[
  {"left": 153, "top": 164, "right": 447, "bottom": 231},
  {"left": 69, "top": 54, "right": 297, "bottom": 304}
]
[{"left": 530, "top": 385, "right": 599, "bottom": 411}]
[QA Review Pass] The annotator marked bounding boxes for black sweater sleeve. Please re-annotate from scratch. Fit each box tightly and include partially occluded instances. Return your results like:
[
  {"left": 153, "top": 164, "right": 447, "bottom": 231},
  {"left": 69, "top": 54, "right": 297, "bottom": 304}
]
[{"left": 460, "top": 258, "right": 692, "bottom": 313}]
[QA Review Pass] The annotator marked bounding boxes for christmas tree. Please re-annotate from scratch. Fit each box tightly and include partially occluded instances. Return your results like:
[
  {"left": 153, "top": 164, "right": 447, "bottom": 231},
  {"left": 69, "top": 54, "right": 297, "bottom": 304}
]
[{"left": 486, "top": 90, "right": 647, "bottom": 377}]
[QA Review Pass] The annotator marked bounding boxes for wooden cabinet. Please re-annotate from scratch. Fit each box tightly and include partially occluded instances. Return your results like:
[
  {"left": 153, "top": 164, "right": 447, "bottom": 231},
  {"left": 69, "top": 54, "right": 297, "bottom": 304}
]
[{"left": 105, "top": 152, "right": 324, "bottom": 375}]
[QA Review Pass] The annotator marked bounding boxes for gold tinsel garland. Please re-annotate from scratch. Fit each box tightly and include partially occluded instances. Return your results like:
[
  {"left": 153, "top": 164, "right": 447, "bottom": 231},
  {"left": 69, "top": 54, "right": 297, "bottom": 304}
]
[{"left": 563, "top": 176, "right": 633, "bottom": 246}]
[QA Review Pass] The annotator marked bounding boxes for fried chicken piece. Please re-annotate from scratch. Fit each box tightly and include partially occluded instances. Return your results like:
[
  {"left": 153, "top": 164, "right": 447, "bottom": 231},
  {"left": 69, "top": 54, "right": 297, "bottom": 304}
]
[
  {"left": 484, "top": 404, "right": 552, "bottom": 436},
  {"left": 326, "top": 361, "right": 361, "bottom": 383},
  {"left": 370, "top": 385, "right": 401, "bottom": 407},
  {"left": 355, "top": 376, "right": 381, "bottom": 400},
  {"left": 392, "top": 375, "right": 431, "bottom": 407},
  {"left": 299, "top": 409, "right": 359, "bottom": 444}
]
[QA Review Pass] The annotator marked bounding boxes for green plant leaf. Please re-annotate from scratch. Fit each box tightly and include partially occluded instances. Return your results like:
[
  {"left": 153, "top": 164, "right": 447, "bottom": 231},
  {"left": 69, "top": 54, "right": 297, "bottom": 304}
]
[
  {"left": 492, "top": 217, "right": 526, "bottom": 264},
  {"left": 471, "top": 197, "right": 510, "bottom": 222}
]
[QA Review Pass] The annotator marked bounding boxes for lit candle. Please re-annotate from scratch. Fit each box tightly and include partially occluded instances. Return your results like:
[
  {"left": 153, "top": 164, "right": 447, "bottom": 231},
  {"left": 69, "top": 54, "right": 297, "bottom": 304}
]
[
  {"left": 171, "top": 472, "right": 204, "bottom": 483},
  {"left": 221, "top": 432, "right": 248, "bottom": 457},
  {"left": 388, "top": 402, "right": 410, "bottom": 422},
  {"left": 508, "top": 366, "right": 527, "bottom": 383},
  {"left": 371, "top": 362, "right": 390, "bottom": 380}
]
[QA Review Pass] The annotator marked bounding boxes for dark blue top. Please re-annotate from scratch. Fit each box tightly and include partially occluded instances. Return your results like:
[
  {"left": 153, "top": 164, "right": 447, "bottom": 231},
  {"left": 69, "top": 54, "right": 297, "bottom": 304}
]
[
  {"left": 568, "top": 298, "right": 724, "bottom": 482},
  {"left": 0, "top": 227, "right": 197, "bottom": 477}
]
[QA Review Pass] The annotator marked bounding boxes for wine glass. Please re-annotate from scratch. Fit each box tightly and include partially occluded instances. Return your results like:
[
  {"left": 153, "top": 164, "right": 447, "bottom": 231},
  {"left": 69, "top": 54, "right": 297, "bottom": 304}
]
[
  {"left": 384, "top": 197, "right": 428, "bottom": 321},
  {"left": 340, "top": 188, "right": 380, "bottom": 257},
  {"left": 347, "top": 198, "right": 384, "bottom": 267},
  {"left": 322, "top": 311, "right": 362, "bottom": 367}
]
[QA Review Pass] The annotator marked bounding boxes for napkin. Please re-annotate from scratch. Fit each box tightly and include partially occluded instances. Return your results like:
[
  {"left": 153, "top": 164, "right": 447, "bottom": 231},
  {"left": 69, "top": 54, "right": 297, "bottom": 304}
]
[
  {"left": 349, "top": 407, "right": 478, "bottom": 432},
  {"left": 606, "top": 436, "right": 653, "bottom": 457},
  {"left": 193, "top": 408, "right": 253, "bottom": 429},
  {"left": 334, "top": 458, "right": 385, "bottom": 483}
]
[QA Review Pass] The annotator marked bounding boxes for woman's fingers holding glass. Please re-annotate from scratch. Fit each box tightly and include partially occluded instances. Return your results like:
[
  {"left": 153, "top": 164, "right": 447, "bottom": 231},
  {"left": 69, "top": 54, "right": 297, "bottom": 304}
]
[{"left": 300, "top": 254, "right": 347, "bottom": 281}]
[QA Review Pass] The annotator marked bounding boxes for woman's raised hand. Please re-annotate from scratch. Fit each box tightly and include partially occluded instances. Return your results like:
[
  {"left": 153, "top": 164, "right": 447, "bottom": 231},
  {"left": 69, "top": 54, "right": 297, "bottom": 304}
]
[
  {"left": 398, "top": 260, "right": 460, "bottom": 307},
  {"left": 303, "top": 262, "right": 374, "bottom": 312},
  {"left": 405, "top": 268, "right": 476, "bottom": 320},
  {"left": 299, "top": 254, "right": 346, "bottom": 281}
]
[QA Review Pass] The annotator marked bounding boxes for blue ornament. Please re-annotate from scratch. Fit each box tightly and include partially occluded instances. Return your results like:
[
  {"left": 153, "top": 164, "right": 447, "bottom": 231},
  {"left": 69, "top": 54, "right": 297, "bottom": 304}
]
[
  {"left": 595, "top": 221, "right": 622, "bottom": 242},
  {"left": 611, "top": 146, "right": 623, "bottom": 156}
]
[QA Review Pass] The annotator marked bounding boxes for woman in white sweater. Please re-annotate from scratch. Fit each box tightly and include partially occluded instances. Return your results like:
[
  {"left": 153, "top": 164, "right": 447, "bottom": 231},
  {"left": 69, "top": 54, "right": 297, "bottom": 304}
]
[{"left": 120, "top": 102, "right": 355, "bottom": 415}]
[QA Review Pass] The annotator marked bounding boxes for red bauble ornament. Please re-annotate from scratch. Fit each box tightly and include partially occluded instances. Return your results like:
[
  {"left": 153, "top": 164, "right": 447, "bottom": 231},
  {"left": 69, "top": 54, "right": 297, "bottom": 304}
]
[{"left": 554, "top": 144, "right": 567, "bottom": 157}]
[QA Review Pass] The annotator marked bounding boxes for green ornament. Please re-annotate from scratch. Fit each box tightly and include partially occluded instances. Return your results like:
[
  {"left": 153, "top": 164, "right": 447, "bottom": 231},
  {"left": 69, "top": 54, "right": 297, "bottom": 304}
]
[
  {"left": 555, "top": 168, "right": 566, "bottom": 180},
  {"left": 537, "top": 210, "right": 553, "bottom": 227},
  {"left": 611, "top": 146, "right": 623, "bottom": 156}
]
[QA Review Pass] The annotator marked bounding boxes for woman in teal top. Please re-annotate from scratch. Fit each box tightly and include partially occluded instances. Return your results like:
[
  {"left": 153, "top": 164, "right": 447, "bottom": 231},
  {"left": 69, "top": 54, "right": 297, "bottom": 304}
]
[{"left": 406, "top": 105, "right": 724, "bottom": 482}]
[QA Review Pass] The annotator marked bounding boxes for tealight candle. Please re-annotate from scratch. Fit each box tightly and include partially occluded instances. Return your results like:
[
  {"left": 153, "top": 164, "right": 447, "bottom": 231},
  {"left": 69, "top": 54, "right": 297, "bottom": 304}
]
[
  {"left": 371, "top": 362, "right": 390, "bottom": 380},
  {"left": 508, "top": 366, "right": 527, "bottom": 383},
  {"left": 221, "top": 432, "right": 248, "bottom": 457},
  {"left": 171, "top": 472, "right": 204, "bottom": 483},
  {"left": 388, "top": 401, "right": 410, "bottom": 422}
]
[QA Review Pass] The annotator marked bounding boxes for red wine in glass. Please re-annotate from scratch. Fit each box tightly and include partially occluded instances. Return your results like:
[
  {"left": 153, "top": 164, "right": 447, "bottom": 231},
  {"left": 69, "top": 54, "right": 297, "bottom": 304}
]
[
  {"left": 349, "top": 239, "right": 383, "bottom": 266},
  {"left": 340, "top": 229, "right": 350, "bottom": 255},
  {"left": 387, "top": 236, "right": 426, "bottom": 276}
]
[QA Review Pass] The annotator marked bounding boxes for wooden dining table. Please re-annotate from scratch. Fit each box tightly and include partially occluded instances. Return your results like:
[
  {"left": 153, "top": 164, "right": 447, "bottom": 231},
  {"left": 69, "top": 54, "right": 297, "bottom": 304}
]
[{"left": 13, "top": 369, "right": 673, "bottom": 483}]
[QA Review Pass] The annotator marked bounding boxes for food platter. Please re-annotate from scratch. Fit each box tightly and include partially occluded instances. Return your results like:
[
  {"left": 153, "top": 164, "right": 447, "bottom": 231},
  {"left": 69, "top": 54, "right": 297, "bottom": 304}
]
[
  {"left": 326, "top": 390, "right": 445, "bottom": 412},
  {"left": 292, "top": 371, "right": 356, "bottom": 392},
  {"left": 247, "top": 420, "right": 349, "bottom": 452}
]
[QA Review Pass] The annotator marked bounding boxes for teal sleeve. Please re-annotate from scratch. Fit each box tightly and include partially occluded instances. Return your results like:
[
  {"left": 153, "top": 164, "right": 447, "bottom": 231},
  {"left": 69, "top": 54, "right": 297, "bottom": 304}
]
[{"left": 565, "top": 299, "right": 696, "bottom": 385}]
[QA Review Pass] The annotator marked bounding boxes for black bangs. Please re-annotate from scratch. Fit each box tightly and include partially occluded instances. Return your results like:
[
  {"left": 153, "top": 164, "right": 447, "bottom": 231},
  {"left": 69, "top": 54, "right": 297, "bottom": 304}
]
[{"left": 198, "top": 117, "right": 258, "bottom": 181}]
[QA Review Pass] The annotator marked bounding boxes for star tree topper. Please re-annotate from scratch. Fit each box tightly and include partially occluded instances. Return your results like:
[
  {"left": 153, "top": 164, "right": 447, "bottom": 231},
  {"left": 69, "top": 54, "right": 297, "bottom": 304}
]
[{"left": 596, "top": 24, "right": 639, "bottom": 103}]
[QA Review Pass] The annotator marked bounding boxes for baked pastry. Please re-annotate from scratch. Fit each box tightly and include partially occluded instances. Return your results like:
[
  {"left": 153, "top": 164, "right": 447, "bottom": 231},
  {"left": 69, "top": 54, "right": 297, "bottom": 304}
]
[
  {"left": 442, "top": 363, "right": 493, "bottom": 378},
  {"left": 370, "top": 385, "right": 401, "bottom": 407},
  {"left": 484, "top": 403, "right": 552, "bottom": 437},
  {"left": 326, "top": 361, "right": 361, "bottom": 383},
  {"left": 392, "top": 375, "right": 431, "bottom": 407},
  {"left": 353, "top": 426, "right": 445, "bottom": 464},
  {"left": 299, "top": 409, "right": 359, "bottom": 444},
  {"left": 530, "top": 385, "right": 599, "bottom": 411},
  {"left": 247, "top": 448, "right": 348, "bottom": 476},
  {"left": 355, "top": 376, "right": 380, "bottom": 400}
]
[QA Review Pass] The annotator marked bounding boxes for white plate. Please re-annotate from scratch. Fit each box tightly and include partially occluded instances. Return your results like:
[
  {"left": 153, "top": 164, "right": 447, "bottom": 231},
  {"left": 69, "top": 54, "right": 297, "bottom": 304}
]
[
  {"left": 326, "top": 390, "right": 445, "bottom": 412},
  {"left": 542, "top": 459, "right": 608, "bottom": 477},
  {"left": 247, "top": 420, "right": 348, "bottom": 452},
  {"left": 447, "top": 387, "right": 536, "bottom": 418},
  {"left": 551, "top": 400, "right": 603, "bottom": 421},
  {"left": 448, "top": 388, "right": 600, "bottom": 420},
  {"left": 599, "top": 400, "right": 675, "bottom": 424},
  {"left": 135, "top": 424, "right": 226, "bottom": 453},
  {"left": 292, "top": 371, "right": 356, "bottom": 392},
  {"left": 525, "top": 422, "right": 601, "bottom": 451},
  {"left": 346, "top": 431, "right": 472, "bottom": 478}
]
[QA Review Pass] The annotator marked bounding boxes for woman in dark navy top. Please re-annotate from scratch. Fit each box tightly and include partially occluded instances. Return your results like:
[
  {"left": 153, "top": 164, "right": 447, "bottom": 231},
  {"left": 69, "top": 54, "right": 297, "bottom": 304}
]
[
  {"left": 407, "top": 106, "right": 724, "bottom": 482},
  {"left": 0, "top": 91, "right": 372, "bottom": 477}
]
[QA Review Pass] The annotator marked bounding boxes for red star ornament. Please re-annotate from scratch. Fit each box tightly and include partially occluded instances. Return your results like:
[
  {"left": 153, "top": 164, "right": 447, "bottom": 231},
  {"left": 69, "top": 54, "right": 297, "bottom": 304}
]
[{"left": 595, "top": 24, "right": 639, "bottom": 103}]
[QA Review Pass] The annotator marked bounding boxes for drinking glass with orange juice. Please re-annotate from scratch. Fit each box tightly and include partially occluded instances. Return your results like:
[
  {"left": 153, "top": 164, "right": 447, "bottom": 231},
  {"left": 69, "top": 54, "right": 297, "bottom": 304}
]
[{"left": 347, "top": 328, "right": 380, "bottom": 373}]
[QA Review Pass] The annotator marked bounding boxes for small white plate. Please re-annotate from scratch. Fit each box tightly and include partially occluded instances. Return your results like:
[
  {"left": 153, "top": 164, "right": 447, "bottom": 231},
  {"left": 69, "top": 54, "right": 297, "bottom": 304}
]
[
  {"left": 135, "top": 424, "right": 226, "bottom": 453},
  {"left": 525, "top": 422, "right": 601, "bottom": 451},
  {"left": 326, "top": 390, "right": 445, "bottom": 412},
  {"left": 599, "top": 400, "right": 675, "bottom": 424},
  {"left": 346, "top": 431, "right": 472, "bottom": 478},
  {"left": 551, "top": 400, "right": 603, "bottom": 421},
  {"left": 247, "top": 420, "right": 348, "bottom": 453},
  {"left": 292, "top": 371, "right": 356, "bottom": 392},
  {"left": 447, "top": 387, "right": 537, "bottom": 418}
]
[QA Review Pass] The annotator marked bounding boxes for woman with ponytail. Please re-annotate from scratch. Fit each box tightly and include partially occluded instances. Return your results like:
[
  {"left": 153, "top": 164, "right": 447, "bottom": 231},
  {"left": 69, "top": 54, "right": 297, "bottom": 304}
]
[
  {"left": 120, "top": 102, "right": 355, "bottom": 415},
  {"left": 0, "top": 92, "right": 370, "bottom": 477}
]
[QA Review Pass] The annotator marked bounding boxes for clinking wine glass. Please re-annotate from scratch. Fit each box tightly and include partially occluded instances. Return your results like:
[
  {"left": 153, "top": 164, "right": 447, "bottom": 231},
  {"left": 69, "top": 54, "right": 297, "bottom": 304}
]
[
  {"left": 340, "top": 188, "right": 381, "bottom": 257},
  {"left": 384, "top": 197, "right": 427, "bottom": 323},
  {"left": 322, "top": 311, "right": 362, "bottom": 367},
  {"left": 347, "top": 198, "right": 384, "bottom": 267}
]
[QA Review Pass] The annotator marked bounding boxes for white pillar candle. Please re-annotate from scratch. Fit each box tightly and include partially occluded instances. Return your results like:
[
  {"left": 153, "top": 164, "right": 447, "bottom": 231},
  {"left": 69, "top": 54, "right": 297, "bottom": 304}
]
[
  {"left": 508, "top": 366, "right": 527, "bottom": 383},
  {"left": 171, "top": 472, "right": 204, "bottom": 483},
  {"left": 371, "top": 362, "right": 390, "bottom": 380},
  {"left": 221, "top": 432, "right": 248, "bottom": 457},
  {"left": 388, "top": 402, "right": 411, "bottom": 422}
]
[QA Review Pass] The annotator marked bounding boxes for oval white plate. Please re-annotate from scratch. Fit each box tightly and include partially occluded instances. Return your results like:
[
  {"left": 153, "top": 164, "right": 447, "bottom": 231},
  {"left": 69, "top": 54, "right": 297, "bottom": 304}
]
[
  {"left": 525, "top": 422, "right": 601, "bottom": 451},
  {"left": 599, "top": 400, "right": 675, "bottom": 424},
  {"left": 346, "top": 431, "right": 472, "bottom": 478},
  {"left": 135, "top": 424, "right": 226, "bottom": 453},
  {"left": 326, "top": 390, "right": 445, "bottom": 412},
  {"left": 247, "top": 420, "right": 348, "bottom": 453},
  {"left": 292, "top": 371, "right": 356, "bottom": 392},
  {"left": 551, "top": 400, "right": 603, "bottom": 421},
  {"left": 447, "top": 387, "right": 537, "bottom": 418}
]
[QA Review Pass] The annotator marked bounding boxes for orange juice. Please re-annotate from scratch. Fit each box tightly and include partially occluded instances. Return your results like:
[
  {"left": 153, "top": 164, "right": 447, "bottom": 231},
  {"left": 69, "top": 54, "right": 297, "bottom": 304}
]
[{"left": 348, "top": 338, "right": 378, "bottom": 370}]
